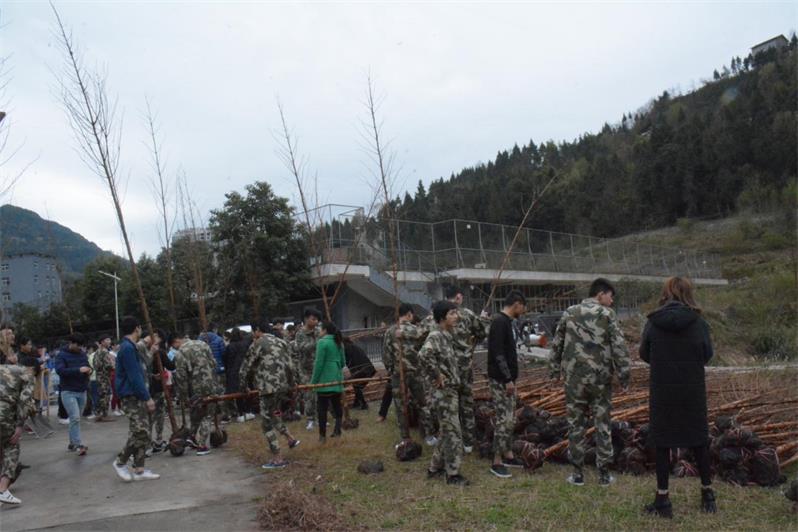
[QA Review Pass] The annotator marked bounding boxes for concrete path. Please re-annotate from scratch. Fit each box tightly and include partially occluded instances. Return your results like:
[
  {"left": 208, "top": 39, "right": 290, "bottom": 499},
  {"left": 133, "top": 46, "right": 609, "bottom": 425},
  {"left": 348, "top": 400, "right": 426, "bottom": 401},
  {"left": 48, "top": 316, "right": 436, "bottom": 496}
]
[{"left": 1, "top": 412, "right": 263, "bottom": 531}]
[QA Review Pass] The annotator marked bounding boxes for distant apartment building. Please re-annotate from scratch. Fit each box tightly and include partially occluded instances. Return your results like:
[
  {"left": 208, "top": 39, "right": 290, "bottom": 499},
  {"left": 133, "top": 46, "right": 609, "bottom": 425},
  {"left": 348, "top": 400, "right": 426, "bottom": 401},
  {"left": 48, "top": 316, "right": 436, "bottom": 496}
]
[
  {"left": 751, "top": 35, "right": 788, "bottom": 56},
  {"left": 173, "top": 227, "right": 213, "bottom": 244},
  {"left": 1, "top": 253, "right": 63, "bottom": 314}
]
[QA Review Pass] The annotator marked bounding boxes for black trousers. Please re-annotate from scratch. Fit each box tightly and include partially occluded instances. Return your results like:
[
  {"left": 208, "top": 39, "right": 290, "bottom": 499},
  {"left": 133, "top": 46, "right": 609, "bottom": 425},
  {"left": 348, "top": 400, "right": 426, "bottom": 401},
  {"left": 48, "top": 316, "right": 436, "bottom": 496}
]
[
  {"left": 656, "top": 446, "right": 712, "bottom": 490},
  {"left": 317, "top": 393, "right": 343, "bottom": 434},
  {"left": 378, "top": 382, "right": 392, "bottom": 418}
]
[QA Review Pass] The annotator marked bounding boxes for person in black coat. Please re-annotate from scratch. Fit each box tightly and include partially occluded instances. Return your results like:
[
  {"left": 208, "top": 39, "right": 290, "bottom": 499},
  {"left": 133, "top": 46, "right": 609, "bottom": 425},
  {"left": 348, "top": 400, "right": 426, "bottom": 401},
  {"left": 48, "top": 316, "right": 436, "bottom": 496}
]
[
  {"left": 343, "top": 338, "right": 376, "bottom": 410},
  {"left": 640, "top": 276, "right": 716, "bottom": 518},
  {"left": 223, "top": 328, "right": 251, "bottom": 420}
]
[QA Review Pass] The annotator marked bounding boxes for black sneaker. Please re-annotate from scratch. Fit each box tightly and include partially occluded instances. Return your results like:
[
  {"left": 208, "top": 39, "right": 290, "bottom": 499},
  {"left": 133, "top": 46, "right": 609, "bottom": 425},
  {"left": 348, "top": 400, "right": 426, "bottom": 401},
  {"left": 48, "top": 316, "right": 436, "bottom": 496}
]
[
  {"left": 502, "top": 457, "right": 525, "bottom": 469},
  {"left": 446, "top": 474, "right": 470, "bottom": 486},
  {"left": 427, "top": 468, "right": 445, "bottom": 479},
  {"left": 598, "top": 468, "right": 615, "bottom": 487},
  {"left": 644, "top": 498, "right": 673, "bottom": 519},
  {"left": 490, "top": 464, "right": 512, "bottom": 478},
  {"left": 66, "top": 444, "right": 77, "bottom": 453},
  {"left": 701, "top": 487, "right": 717, "bottom": 513},
  {"left": 566, "top": 471, "right": 584, "bottom": 486}
]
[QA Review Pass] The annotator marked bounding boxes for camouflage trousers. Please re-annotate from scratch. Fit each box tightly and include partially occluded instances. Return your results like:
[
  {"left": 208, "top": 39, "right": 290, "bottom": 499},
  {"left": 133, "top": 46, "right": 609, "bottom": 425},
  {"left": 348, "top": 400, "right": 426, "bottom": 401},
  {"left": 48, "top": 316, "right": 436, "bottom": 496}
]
[
  {"left": 392, "top": 372, "right": 434, "bottom": 440},
  {"left": 190, "top": 402, "right": 215, "bottom": 448},
  {"left": 0, "top": 422, "right": 20, "bottom": 482},
  {"left": 95, "top": 379, "right": 111, "bottom": 418},
  {"left": 300, "top": 368, "right": 316, "bottom": 420},
  {"left": 456, "top": 360, "right": 476, "bottom": 447},
  {"left": 429, "top": 387, "right": 463, "bottom": 476},
  {"left": 259, "top": 393, "right": 290, "bottom": 455},
  {"left": 489, "top": 379, "right": 516, "bottom": 456},
  {"left": 149, "top": 391, "right": 166, "bottom": 442},
  {"left": 117, "top": 397, "right": 150, "bottom": 469},
  {"left": 565, "top": 381, "right": 613, "bottom": 469}
]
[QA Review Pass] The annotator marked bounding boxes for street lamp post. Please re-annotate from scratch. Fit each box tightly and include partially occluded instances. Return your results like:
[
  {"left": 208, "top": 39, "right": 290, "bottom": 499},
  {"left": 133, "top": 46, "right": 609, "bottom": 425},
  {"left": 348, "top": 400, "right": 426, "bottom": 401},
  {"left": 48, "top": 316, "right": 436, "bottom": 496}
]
[{"left": 98, "top": 270, "right": 121, "bottom": 340}]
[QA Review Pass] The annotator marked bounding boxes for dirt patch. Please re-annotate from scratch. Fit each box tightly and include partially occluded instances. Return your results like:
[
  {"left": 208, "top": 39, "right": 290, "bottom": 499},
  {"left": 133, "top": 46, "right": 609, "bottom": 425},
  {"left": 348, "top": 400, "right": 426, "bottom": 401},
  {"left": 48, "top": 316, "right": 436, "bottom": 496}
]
[{"left": 257, "top": 479, "right": 346, "bottom": 531}]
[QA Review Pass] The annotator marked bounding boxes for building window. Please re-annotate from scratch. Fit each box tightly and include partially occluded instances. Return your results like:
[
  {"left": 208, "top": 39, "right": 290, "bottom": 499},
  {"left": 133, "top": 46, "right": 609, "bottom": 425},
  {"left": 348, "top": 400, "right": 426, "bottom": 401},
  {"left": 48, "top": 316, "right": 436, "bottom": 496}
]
[
  {"left": 34, "top": 274, "right": 38, "bottom": 283},
  {"left": 0, "top": 263, "right": 7, "bottom": 271},
  {"left": 1, "top": 277, "right": 8, "bottom": 287},
  {"left": 2, "top": 294, "right": 10, "bottom": 302},
  {"left": 33, "top": 260, "right": 38, "bottom": 269}
]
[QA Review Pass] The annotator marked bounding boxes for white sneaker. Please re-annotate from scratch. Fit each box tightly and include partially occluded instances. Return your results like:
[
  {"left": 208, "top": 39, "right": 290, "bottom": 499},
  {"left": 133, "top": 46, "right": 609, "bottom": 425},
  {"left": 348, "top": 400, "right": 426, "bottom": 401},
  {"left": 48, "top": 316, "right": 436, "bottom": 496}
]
[
  {"left": 463, "top": 445, "right": 473, "bottom": 454},
  {"left": 58, "top": 418, "right": 70, "bottom": 425},
  {"left": 0, "top": 489, "right": 21, "bottom": 505},
  {"left": 86, "top": 415, "right": 96, "bottom": 420},
  {"left": 244, "top": 413, "right": 256, "bottom": 421},
  {"left": 113, "top": 410, "right": 124, "bottom": 416},
  {"left": 425, "top": 436, "right": 439, "bottom": 447},
  {"left": 306, "top": 420, "right": 314, "bottom": 431},
  {"left": 236, "top": 415, "right": 246, "bottom": 423},
  {"left": 132, "top": 469, "right": 160, "bottom": 481},
  {"left": 112, "top": 461, "right": 133, "bottom": 482}
]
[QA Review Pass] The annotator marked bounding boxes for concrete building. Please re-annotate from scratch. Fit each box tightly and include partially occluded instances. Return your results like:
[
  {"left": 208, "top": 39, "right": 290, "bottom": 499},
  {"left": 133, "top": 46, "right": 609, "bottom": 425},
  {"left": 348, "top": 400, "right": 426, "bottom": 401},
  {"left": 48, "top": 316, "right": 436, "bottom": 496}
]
[
  {"left": 289, "top": 205, "right": 727, "bottom": 332},
  {"left": 1, "top": 253, "right": 63, "bottom": 314},
  {"left": 751, "top": 35, "right": 788, "bottom": 56},
  {"left": 173, "top": 227, "right": 212, "bottom": 244}
]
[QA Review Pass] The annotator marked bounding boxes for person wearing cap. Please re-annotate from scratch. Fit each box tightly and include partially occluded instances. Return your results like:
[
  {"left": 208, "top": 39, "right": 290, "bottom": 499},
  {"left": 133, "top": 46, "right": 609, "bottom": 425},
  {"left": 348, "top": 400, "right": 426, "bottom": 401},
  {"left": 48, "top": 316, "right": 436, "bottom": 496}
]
[{"left": 55, "top": 333, "right": 91, "bottom": 455}]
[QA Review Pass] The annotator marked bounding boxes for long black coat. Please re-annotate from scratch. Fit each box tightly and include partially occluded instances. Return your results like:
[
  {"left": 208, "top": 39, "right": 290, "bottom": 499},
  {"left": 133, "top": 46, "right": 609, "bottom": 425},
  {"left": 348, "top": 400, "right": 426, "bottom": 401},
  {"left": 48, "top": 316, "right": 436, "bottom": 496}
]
[
  {"left": 640, "top": 301, "right": 714, "bottom": 448},
  {"left": 223, "top": 339, "right": 250, "bottom": 393}
]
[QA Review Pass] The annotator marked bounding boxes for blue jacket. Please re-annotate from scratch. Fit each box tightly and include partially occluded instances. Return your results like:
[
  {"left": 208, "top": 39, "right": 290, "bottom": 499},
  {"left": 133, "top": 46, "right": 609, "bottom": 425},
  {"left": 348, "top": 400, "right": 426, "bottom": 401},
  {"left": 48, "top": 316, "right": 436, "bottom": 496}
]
[
  {"left": 55, "top": 348, "right": 90, "bottom": 392},
  {"left": 201, "top": 331, "right": 226, "bottom": 374},
  {"left": 115, "top": 337, "right": 151, "bottom": 401}
]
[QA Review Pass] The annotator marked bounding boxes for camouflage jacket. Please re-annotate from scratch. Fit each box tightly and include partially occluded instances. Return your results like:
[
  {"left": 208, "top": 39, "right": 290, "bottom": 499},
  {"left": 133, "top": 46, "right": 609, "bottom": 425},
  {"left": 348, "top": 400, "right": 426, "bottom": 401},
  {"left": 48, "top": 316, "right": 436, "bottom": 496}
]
[
  {"left": 419, "top": 329, "right": 460, "bottom": 389},
  {"left": 382, "top": 322, "right": 427, "bottom": 375},
  {"left": 239, "top": 334, "right": 296, "bottom": 396},
  {"left": 0, "top": 364, "right": 34, "bottom": 428},
  {"left": 93, "top": 348, "right": 115, "bottom": 382},
  {"left": 292, "top": 325, "right": 321, "bottom": 375},
  {"left": 549, "top": 298, "right": 631, "bottom": 387},
  {"left": 422, "top": 307, "right": 490, "bottom": 354},
  {"left": 174, "top": 339, "right": 218, "bottom": 401}
]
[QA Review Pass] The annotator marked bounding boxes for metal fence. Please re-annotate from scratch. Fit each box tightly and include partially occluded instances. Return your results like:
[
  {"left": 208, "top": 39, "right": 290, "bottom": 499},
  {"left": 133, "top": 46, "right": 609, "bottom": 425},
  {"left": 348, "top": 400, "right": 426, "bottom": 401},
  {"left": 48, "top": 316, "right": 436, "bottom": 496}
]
[{"left": 320, "top": 215, "right": 722, "bottom": 280}]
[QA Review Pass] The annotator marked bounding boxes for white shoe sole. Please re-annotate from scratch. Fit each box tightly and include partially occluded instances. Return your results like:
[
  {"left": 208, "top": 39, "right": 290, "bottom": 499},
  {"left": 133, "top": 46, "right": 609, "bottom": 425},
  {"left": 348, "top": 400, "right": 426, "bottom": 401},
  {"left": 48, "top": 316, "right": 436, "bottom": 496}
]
[{"left": 490, "top": 468, "right": 512, "bottom": 479}]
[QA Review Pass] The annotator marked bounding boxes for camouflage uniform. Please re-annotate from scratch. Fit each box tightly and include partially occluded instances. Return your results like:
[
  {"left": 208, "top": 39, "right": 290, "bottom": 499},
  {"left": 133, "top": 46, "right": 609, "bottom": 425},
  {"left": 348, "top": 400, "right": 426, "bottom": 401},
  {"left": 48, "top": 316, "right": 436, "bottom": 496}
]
[
  {"left": 292, "top": 326, "right": 320, "bottom": 420},
  {"left": 383, "top": 322, "right": 435, "bottom": 440},
  {"left": 420, "top": 329, "right": 462, "bottom": 476},
  {"left": 174, "top": 340, "right": 219, "bottom": 448},
  {"left": 450, "top": 307, "right": 489, "bottom": 448},
  {"left": 549, "top": 298, "right": 631, "bottom": 470},
  {"left": 93, "top": 348, "right": 114, "bottom": 418},
  {"left": 489, "top": 379, "right": 515, "bottom": 456},
  {"left": 118, "top": 396, "right": 150, "bottom": 468},
  {"left": 0, "top": 365, "right": 33, "bottom": 483},
  {"left": 240, "top": 334, "right": 296, "bottom": 455}
]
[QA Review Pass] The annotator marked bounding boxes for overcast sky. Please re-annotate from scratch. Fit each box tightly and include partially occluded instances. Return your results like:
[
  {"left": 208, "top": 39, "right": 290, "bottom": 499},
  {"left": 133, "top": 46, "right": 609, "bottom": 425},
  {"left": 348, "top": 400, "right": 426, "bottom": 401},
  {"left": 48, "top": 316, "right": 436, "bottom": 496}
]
[{"left": 1, "top": 2, "right": 794, "bottom": 256}]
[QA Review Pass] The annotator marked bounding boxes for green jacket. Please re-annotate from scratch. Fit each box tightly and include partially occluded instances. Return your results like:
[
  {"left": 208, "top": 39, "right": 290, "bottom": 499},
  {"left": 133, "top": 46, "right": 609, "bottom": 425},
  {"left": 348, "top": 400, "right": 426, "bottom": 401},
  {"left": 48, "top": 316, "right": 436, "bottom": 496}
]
[{"left": 310, "top": 335, "right": 345, "bottom": 393}]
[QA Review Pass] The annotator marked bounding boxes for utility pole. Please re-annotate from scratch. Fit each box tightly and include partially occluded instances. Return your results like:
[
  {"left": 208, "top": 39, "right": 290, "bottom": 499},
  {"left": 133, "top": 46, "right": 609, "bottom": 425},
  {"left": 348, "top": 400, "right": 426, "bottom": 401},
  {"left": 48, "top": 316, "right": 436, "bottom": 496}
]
[{"left": 99, "top": 270, "right": 121, "bottom": 339}]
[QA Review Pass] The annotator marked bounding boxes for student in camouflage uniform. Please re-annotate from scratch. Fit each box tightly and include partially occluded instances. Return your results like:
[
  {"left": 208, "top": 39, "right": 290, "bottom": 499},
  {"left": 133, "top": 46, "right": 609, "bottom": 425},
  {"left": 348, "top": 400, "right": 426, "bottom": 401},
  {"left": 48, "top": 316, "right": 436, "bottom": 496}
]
[
  {"left": 240, "top": 321, "right": 300, "bottom": 469},
  {"left": 443, "top": 285, "right": 490, "bottom": 452},
  {"left": 549, "top": 278, "right": 631, "bottom": 486},
  {"left": 0, "top": 363, "right": 34, "bottom": 505},
  {"left": 421, "top": 300, "right": 469, "bottom": 486},
  {"left": 93, "top": 335, "right": 115, "bottom": 421},
  {"left": 384, "top": 303, "right": 436, "bottom": 445},
  {"left": 175, "top": 338, "right": 219, "bottom": 456},
  {"left": 292, "top": 307, "right": 322, "bottom": 430},
  {"left": 113, "top": 317, "right": 159, "bottom": 482}
]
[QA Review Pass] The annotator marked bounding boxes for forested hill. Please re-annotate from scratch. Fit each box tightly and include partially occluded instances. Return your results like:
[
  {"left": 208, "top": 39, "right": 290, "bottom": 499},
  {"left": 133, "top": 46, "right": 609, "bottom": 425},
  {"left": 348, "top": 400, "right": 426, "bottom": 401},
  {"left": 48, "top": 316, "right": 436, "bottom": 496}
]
[
  {"left": 396, "top": 41, "right": 796, "bottom": 238},
  {"left": 0, "top": 204, "right": 108, "bottom": 276}
]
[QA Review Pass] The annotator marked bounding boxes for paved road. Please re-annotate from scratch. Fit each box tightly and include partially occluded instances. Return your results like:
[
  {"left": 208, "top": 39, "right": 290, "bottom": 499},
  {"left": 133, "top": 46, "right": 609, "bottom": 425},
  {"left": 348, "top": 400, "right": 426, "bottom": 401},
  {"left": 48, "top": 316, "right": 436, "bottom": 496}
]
[{"left": 1, "top": 411, "right": 262, "bottom": 531}]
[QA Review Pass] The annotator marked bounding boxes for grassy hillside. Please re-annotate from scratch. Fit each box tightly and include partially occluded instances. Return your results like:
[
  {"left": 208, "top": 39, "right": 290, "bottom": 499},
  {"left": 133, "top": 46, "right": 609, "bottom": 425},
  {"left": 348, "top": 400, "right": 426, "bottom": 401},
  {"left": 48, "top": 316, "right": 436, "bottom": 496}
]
[{"left": 623, "top": 210, "right": 797, "bottom": 364}]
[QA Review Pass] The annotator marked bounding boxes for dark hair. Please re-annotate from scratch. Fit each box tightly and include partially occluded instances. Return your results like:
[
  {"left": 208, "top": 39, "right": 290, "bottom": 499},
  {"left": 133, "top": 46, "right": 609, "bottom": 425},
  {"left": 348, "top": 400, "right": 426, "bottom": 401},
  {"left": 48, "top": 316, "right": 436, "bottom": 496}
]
[
  {"left": 67, "top": 333, "right": 85, "bottom": 346},
  {"left": 398, "top": 303, "right": 414, "bottom": 318},
  {"left": 504, "top": 290, "right": 527, "bottom": 308},
  {"left": 0, "top": 324, "right": 14, "bottom": 331},
  {"left": 98, "top": 334, "right": 111, "bottom": 343},
  {"left": 303, "top": 307, "right": 323, "bottom": 320},
  {"left": 432, "top": 300, "right": 457, "bottom": 323},
  {"left": 253, "top": 320, "right": 273, "bottom": 335},
  {"left": 286, "top": 324, "right": 296, "bottom": 332},
  {"left": 272, "top": 319, "right": 285, "bottom": 326},
  {"left": 207, "top": 322, "right": 218, "bottom": 332},
  {"left": 153, "top": 329, "right": 167, "bottom": 347},
  {"left": 320, "top": 320, "right": 343, "bottom": 347},
  {"left": 444, "top": 285, "right": 463, "bottom": 300},
  {"left": 589, "top": 278, "right": 616, "bottom": 298},
  {"left": 17, "top": 335, "right": 31, "bottom": 347},
  {"left": 167, "top": 333, "right": 182, "bottom": 347},
  {"left": 229, "top": 327, "right": 243, "bottom": 342},
  {"left": 120, "top": 316, "right": 140, "bottom": 336}
]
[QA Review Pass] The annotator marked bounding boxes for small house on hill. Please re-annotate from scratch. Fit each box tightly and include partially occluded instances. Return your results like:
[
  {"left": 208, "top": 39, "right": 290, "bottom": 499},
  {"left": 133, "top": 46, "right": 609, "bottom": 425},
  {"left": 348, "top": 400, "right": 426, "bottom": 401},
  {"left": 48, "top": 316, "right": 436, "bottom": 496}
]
[{"left": 751, "top": 35, "right": 788, "bottom": 56}]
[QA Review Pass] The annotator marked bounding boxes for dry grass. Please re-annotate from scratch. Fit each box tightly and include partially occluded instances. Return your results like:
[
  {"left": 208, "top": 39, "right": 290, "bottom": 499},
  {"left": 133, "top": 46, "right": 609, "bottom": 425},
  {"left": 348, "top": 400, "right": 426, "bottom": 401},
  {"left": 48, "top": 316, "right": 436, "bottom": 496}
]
[{"left": 228, "top": 405, "right": 797, "bottom": 531}]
